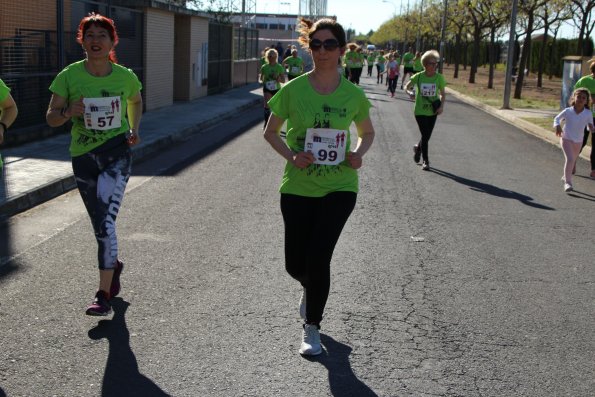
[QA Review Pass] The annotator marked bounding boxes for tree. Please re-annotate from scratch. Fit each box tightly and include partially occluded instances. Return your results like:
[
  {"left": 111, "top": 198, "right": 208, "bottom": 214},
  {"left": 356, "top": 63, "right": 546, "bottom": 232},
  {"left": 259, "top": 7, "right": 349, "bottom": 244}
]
[
  {"left": 465, "top": 0, "right": 492, "bottom": 83},
  {"left": 447, "top": 0, "right": 472, "bottom": 79},
  {"left": 513, "top": 0, "right": 547, "bottom": 100},
  {"left": 535, "top": 1, "right": 568, "bottom": 87},
  {"left": 571, "top": 0, "right": 595, "bottom": 56}
]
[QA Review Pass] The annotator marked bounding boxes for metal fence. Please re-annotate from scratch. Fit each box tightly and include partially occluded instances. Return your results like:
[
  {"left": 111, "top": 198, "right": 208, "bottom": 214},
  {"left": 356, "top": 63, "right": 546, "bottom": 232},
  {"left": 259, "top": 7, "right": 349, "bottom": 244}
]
[{"left": 0, "top": 0, "right": 143, "bottom": 138}]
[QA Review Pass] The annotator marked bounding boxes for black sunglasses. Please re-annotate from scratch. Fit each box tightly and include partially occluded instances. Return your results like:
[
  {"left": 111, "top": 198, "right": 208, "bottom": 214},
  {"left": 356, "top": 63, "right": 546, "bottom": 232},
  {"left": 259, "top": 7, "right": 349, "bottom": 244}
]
[{"left": 309, "top": 38, "right": 340, "bottom": 51}]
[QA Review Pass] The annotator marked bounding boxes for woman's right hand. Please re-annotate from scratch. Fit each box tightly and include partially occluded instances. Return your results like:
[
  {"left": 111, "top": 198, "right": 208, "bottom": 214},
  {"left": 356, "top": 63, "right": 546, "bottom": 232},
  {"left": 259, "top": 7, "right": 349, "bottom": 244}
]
[
  {"left": 291, "top": 151, "right": 315, "bottom": 169},
  {"left": 66, "top": 96, "right": 86, "bottom": 118}
]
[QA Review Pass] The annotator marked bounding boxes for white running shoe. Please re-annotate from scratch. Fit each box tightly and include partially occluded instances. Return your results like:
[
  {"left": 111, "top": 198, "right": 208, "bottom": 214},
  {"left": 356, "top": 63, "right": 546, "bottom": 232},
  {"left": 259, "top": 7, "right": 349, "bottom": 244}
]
[
  {"left": 299, "top": 324, "right": 322, "bottom": 356},
  {"left": 299, "top": 288, "right": 306, "bottom": 320},
  {"left": 564, "top": 183, "right": 573, "bottom": 192}
]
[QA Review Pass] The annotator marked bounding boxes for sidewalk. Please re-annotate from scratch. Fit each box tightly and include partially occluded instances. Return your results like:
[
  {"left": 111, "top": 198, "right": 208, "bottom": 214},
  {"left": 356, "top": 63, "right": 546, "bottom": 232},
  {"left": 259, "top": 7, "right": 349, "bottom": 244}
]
[
  {"left": 0, "top": 83, "right": 263, "bottom": 219},
  {"left": 0, "top": 83, "right": 590, "bottom": 220}
]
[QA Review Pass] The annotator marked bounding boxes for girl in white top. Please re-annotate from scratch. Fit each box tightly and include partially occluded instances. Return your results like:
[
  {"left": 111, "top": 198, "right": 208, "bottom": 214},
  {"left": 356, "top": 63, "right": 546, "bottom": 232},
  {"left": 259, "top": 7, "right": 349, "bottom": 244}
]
[{"left": 553, "top": 88, "right": 595, "bottom": 192}]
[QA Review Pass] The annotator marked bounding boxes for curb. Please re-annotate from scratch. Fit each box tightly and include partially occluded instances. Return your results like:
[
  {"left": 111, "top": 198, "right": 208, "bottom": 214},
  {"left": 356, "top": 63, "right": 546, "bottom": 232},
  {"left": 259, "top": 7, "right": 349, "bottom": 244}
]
[
  {"left": 446, "top": 87, "right": 592, "bottom": 161},
  {"left": 0, "top": 98, "right": 261, "bottom": 220}
]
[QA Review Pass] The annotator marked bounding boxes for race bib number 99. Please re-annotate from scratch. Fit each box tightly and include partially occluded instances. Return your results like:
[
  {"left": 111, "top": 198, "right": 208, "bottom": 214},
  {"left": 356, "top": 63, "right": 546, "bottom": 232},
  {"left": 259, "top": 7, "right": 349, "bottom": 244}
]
[
  {"left": 305, "top": 128, "right": 347, "bottom": 166},
  {"left": 83, "top": 96, "right": 122, "bottom": 131}
]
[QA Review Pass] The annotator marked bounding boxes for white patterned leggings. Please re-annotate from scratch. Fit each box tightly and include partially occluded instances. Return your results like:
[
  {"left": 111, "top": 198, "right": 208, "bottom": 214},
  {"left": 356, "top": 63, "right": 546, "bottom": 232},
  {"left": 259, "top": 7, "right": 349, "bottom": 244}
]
[{"left": 72, "top": 146, "right": 131, "bottom": 270}]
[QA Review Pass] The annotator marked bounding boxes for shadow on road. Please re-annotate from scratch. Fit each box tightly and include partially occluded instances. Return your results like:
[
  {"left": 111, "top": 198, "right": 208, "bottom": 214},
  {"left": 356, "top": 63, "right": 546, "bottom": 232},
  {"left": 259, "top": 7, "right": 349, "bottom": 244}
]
[
  {"left": 88, "top": 298, "right": 171, "bottom": 397},
  {"left": 430, "top": 167, "right": 555, "bottom": 210},
  {"left": 304, "top": 334, "right": 378, "bottom": 397},
  {"left": 0, "top": 386, "right": 6, "bottom": 396}
]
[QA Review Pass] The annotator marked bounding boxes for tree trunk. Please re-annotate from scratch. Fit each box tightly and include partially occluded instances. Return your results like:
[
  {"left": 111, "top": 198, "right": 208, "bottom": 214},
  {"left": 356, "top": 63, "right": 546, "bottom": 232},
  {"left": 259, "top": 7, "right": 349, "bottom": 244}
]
[
  {"left": 514, "top": 11, "right": 534, "bottom": 99},
  {"left": 454, "top": 32, "right": 461, "bottom": 79},
  {"left": 469, "top": 27, "right": 481, "bottom": 84},
  {"left": 537, "top": 18, "right": 549, "bottom": 88},
  {"left": 488, "top": 27, "right": 496, "bottom": 89}
]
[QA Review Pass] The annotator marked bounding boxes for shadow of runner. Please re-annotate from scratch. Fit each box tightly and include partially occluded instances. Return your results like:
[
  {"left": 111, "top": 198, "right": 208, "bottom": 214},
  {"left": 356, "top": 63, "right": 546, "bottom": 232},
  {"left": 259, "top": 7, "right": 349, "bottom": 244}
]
[
  {"left": 430, "top": 167, "right": 555, "bottom": 210},
  {"left": 304, "top": 334, "right": 378, "bottom": 397},
  {"left": 88, "top": 298, "right": 171, "bottom": 397},
  {"left": 0, "top": 386, "right": 6, "bottom": 397}
]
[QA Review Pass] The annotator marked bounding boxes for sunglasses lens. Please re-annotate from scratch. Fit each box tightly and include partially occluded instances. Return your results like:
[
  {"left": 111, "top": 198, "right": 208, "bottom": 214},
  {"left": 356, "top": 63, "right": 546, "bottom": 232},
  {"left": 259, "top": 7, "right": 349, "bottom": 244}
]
[
  {"left": 323, "top": 39, "right": 339, "bottom": 50},
  {"left": 309, "top": 39, "right": 339, "bottom": 51},
  {"left": 309, "top": 39, "right": 322, "bottom": 50}
]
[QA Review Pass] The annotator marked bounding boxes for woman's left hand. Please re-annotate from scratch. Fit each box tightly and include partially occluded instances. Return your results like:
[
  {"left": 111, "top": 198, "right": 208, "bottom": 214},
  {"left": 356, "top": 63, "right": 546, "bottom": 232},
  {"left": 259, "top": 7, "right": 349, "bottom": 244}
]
[
  {"left": 436, "top": 105, "right": 444, "bottom": 115},
  {"left": 347, "top": 151, "right": 363, "bottom": 169}
]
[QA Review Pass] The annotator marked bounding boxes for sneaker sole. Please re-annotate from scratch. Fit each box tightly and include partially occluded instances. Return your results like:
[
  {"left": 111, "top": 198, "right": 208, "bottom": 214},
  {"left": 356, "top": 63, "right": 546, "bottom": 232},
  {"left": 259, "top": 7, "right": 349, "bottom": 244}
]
[
  {"left": 85, "top": 308, "right": 113, "bottom": 316},
  {"left": 299, "top": 346, "right": 322, "bottom": 356}
]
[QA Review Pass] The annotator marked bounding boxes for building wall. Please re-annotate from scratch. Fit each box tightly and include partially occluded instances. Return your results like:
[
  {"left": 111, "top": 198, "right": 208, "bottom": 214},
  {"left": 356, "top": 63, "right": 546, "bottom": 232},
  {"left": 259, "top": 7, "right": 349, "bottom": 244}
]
[
  {"left": 190, "top": 16, "right": 209, "bottom": 99},
  {"left": 144, "top": 8, "right": 174, "bottom": 110}
]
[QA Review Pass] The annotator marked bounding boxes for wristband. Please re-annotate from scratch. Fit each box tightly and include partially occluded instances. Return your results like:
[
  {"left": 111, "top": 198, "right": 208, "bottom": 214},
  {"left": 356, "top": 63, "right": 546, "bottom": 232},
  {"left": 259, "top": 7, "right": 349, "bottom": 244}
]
[
  {"left": 0, "top": 122, "right": 7, "bottom": 134},
  {"left": 60, "top": 107, "right": 70, "bottom": 119}
]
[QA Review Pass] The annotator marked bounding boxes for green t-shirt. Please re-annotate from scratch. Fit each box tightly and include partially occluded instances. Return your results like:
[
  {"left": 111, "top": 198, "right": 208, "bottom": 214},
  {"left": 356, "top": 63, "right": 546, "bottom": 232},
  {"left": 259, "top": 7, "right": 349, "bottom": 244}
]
[
  {"left": 284, "top": 57, "right": 304, "bottom": 77},
  {"left": 413, "top": 58, "right": 423, "bottom": 72},
  {"left": 574, "top": 75, "right": 595, "bottom": 116},
  {"left": 410, "top": 72, "right": 446, "bottom": 116},
  {"left": 49, "top": 60, "right": 142, "bottom": 157},
  {"left": 376, "top": 56, "right": 386, "bottom": 72},
  {"left": 261, "top": 63, "right": 285, "bottom": 90},
  {"left": 268, "top": 74, "right": 371, "bottom": 197},
  {"left": 402, "top": 52, "right": 414, "bottom": 67},
  {"left": 345, "top": 51, "right": 358, "bottom": 68},
  {"left": 0, "top": 79, "right": 11, "bottom": 168},
  {"left": 367, "top": 53, "right": 376, "bottom": 64}
]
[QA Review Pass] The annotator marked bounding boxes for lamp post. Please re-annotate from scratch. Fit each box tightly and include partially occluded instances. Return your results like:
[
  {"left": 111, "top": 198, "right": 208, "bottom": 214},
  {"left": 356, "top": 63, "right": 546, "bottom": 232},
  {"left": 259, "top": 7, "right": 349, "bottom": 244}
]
[
  {"left": 438, "top": 0, "right": 448, "bottom": 73},
  {"left": 382, "top": 0, "right": 397, "bottom": 16},
  {"left": 502, "top": 0, "right": 518, "bottom": 109},
  {"left": 416, "top": 0, "right": 424, "bottom": 51}
]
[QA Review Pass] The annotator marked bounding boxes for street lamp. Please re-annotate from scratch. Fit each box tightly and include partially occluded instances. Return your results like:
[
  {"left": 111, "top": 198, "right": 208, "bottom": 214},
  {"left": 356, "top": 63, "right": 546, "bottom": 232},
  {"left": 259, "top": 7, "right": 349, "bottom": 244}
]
[
  {"left": 416, "top": 0, "right": 424, "bottom": 51},
  {"left": 382, "top": 0, "right": 397, "bottom": 16}
]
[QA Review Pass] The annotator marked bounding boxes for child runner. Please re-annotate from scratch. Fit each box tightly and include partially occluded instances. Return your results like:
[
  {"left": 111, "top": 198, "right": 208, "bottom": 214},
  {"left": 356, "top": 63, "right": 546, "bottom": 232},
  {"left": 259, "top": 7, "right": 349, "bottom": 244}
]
[{"left": 553, "top": 88, "right": 595, "bottom": 192}]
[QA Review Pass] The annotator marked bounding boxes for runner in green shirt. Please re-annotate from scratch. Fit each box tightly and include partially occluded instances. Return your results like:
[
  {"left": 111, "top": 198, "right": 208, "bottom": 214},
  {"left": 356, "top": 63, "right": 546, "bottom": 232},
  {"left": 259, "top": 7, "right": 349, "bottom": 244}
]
[
  {"left": 282, "top": 49, "right": 304, "bottom": 81},
  {"left": 263, "top": 17, "right": 375, "bottom": 357},
  {"left": 366, "top": 50, "right": 376, "bottom": 76},
  {"left": 0, "top": 79, "right": 18, "bottom": 170},
  {"left": 401, "top": 46, "right": 415, "bottom": 89},
  {"left": 405, "top": 50, "right": 446, "bottom": 171},
  {"left": 413, "top": 51, "right": 424, "bottom": 73},
  {"left": 260, "top": 48, "right": 285, "bottom": 126},
  {"left": 376, "top": 51, "right": 386, "bottom": 84},
  {"left": 573, "top": 60, "right": 595, "bottom": 178},
  {"left": 46, "top": 13, "right": 143, "bottom": 316}
]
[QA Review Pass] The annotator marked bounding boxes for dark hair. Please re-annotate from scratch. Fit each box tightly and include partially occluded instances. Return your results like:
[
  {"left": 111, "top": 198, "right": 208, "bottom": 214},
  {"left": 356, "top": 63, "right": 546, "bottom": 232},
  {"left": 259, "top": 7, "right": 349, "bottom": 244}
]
[
  {"left": 297, "top": 18, "right": 346, "bottom": 50},
  {"left": 76, "top": 13, "right": 119, "bottom": 63},
  {"left": 571, "top": 87, "right": 591, "bottom": 108}
]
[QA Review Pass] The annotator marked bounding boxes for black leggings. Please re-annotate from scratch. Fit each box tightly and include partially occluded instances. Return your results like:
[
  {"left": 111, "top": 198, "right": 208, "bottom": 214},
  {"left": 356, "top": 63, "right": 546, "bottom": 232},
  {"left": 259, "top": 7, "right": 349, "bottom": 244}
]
[
  {"left": 581, "top": 119, "right": 594, "bottom": 171},
  {"left": 72, "top": 145, "right": 132, "bottom": 270},
  {"left": 388, "top": 76, "right": 399, "bottom": 94},
  {"left": 415, "top": 115, "right": 438, "bottom": 163},
  {"left": 350, "top": 67, "right": 363, "bottom": 85},
  {"left": 280, "top": 192, "right": 357, "bottom": 325}
]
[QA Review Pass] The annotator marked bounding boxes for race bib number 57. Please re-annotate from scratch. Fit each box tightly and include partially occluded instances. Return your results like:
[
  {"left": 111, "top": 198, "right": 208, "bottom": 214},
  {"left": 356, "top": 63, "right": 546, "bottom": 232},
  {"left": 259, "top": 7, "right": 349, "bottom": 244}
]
[
  {"left": 305, "top": 128, "right": 347, "bottom": 166},
  {"left": 83, "top": 96, "right": 122, "bottom": 131}
]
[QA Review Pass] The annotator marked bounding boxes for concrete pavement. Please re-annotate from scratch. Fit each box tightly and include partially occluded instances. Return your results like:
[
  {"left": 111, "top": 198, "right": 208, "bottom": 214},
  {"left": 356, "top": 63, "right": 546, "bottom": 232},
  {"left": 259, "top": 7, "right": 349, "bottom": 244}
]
[{"left": 0, "top": 81, "right": 590, "bottom": 220}]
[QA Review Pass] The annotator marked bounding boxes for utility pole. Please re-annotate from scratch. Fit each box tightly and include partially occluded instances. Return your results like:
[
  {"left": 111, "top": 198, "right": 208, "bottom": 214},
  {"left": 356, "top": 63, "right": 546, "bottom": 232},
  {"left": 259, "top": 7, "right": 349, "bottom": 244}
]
[{"left": 502, "top": 0, "right": 518, "bottom": 109}]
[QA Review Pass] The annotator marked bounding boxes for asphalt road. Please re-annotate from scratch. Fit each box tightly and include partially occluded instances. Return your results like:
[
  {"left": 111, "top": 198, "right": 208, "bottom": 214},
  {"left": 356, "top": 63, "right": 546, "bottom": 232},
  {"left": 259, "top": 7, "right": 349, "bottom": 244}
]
[{"left": 1, "top": 74, "right": 594, "bottom": 397}]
